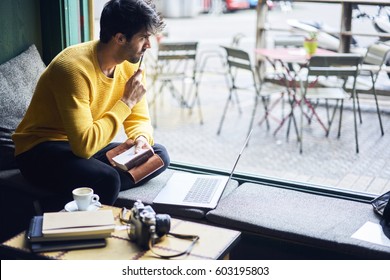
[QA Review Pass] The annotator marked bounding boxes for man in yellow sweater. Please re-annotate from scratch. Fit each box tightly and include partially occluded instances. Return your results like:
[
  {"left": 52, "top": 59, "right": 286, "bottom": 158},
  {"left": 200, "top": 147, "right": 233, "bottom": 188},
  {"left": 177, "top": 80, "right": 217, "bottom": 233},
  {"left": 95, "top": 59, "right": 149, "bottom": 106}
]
[{"left": 12, "top": 0, "right": 169, "bottom": 207}]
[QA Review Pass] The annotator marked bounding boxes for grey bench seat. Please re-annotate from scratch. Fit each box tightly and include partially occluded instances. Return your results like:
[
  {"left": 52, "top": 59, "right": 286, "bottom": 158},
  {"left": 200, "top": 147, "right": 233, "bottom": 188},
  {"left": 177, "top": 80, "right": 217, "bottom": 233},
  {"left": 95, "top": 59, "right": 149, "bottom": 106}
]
[
  {"left": 206, "top": 182, "right": 390, "bottom": 259},
  {"left": 115, "top": 169, "right": 240, "bottom": 219}
]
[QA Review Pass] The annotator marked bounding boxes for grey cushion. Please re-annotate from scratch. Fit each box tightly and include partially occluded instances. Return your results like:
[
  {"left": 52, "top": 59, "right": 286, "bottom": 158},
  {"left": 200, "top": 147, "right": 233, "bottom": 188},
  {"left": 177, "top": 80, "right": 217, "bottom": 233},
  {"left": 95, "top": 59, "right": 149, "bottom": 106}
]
[
  {"left": 206, "top": 183, "right": 390, "bottom": 258},
  {"left": 115, "top": 169, "right": 240, "bottom": 219},
  {"left": 0, "top": 45, "right": 45, "bottom": 170}
]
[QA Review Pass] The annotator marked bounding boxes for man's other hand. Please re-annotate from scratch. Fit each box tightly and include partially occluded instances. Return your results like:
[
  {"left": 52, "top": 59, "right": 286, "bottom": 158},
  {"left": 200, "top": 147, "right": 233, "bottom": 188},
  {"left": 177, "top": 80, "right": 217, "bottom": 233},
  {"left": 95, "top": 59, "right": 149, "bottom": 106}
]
[{"left": 121, "top": 69, "right": 146, "bottom": 108}]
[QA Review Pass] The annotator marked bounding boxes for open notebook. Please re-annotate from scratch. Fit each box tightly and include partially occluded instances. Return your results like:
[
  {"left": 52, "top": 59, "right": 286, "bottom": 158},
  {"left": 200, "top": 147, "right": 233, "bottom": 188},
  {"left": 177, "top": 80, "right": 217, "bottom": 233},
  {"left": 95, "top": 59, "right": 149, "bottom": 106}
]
[{"left": 153, "top": 130, "right": 253, "bottom": 210}]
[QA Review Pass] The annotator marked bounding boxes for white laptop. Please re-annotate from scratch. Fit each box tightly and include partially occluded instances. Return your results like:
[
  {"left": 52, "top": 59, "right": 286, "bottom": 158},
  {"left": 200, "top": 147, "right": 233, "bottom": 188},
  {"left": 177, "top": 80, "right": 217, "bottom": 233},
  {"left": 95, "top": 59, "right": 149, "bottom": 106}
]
[{"left": 153, "top": 130, "right": 253, "bottom": 210}]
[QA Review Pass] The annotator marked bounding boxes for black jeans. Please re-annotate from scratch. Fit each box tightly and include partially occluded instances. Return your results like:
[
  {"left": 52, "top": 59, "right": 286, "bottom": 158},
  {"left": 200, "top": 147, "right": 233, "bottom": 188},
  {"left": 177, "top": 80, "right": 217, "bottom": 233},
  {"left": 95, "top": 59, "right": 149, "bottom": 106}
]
[{"left": 16, "top": 141, "right": 170, "bottom": 207}]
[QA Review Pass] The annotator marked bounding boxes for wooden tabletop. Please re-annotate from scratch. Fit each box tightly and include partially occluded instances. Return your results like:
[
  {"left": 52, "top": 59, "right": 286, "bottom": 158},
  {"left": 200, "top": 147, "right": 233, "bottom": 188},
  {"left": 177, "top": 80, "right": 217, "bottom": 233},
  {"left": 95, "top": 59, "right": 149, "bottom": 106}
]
[{"left": 1, "top": 205, "right": 241, "bottom": 260}]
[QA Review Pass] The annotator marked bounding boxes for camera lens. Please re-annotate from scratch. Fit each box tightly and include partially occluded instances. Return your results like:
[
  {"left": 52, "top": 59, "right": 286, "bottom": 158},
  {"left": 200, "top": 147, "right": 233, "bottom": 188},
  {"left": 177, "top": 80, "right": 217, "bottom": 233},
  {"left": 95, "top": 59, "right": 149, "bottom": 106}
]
[{"left": 155, "top": 214, "right": 171, "bottom": 237}]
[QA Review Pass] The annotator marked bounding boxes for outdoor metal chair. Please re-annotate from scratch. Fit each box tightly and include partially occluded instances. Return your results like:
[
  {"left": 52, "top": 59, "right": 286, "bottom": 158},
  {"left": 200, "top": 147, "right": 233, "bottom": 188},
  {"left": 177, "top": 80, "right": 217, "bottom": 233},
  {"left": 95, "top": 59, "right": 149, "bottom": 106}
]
[
  {"left": 148, "top": 41, "right": 203, "bottom": 127},
  {"left": 264, "top": 35, "right": 307, "bottom": 139},
  {"left": 346, "top": 42, "right": 390, "bottom": 136},
  {"left": 217, "top": 46, "right": 285, "bottom": 137},
  {"left": 186, "top": 34, "right": 247, "bottom": 128},
  {"left": 299, "top": 54, "right": 362, "bottom": 153},
  {"left": 197, "top": 33, "right": 246, "bottom": 88}
]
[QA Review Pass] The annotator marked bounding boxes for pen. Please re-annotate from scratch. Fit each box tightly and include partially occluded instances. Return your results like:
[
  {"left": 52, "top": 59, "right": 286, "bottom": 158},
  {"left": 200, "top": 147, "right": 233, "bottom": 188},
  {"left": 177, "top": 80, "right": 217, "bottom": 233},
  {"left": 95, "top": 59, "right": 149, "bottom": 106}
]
[{"left": 138, "top": 53, "right": 144, "bottom": 70}]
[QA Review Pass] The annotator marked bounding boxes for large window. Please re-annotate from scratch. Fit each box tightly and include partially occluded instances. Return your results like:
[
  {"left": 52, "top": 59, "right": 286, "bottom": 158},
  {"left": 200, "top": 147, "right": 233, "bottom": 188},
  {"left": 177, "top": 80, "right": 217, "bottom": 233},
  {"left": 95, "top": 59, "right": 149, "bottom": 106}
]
[{"left": 92, "top": 1, "right": 390, "bottom": 197}]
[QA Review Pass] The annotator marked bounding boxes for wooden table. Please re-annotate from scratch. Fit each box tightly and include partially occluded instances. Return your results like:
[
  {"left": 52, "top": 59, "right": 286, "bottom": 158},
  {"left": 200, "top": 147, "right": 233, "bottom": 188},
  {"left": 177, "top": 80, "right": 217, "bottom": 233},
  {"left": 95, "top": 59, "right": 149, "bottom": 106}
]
[{"left": 1, "top": 205, "right": 241, "bottom": 260}]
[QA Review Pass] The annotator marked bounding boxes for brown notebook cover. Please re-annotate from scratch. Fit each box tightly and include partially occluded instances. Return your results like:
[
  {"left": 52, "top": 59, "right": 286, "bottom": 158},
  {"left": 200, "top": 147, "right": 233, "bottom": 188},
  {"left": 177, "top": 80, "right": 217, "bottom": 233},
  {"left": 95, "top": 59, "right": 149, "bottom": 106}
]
[{"left": 106, "top": 139, "right": 164, "bottom": 183}]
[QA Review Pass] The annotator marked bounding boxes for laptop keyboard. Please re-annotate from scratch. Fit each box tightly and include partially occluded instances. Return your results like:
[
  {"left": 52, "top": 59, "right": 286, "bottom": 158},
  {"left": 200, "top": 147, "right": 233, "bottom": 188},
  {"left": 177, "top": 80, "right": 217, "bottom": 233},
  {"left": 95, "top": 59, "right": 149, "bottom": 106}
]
[{"left": 183, "top": 177, "right": 219, "bottom": 203}]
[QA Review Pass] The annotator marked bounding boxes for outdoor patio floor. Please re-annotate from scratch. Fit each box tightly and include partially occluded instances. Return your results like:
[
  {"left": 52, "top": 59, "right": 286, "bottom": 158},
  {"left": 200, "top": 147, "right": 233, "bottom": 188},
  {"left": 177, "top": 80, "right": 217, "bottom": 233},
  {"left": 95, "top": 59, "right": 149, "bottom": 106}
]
[
  {"left": 143, "top": 70, "right": 390, "bottom": 196},
  {"left": 110, "top": 5, "right": 390, "bottom": 197}
]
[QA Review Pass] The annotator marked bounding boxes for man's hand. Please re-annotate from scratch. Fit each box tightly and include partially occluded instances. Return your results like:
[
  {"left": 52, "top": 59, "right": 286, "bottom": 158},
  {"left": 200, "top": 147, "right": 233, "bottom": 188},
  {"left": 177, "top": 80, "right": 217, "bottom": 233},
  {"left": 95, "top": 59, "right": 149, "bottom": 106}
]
[
  {"left": 134, "top": 135, "right": 151, "bottom": 154},
  {"left": 121, "top": 69, "right": 146, "bottom": 108}
]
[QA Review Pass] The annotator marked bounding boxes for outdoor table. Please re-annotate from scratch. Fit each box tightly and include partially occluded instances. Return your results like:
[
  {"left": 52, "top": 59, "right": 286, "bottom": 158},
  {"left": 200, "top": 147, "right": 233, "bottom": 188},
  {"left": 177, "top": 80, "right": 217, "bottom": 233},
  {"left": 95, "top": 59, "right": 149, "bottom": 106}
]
[{"left": 256, "top": 47, "right": 336, "bottom": 136}]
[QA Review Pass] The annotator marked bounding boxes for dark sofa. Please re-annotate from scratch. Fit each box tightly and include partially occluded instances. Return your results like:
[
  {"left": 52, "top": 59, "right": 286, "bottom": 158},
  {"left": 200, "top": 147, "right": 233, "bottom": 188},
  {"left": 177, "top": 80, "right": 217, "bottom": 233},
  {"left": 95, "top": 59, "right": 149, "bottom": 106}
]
[{"left": 0, "top": 45, "right": 59, "bottom": 241}]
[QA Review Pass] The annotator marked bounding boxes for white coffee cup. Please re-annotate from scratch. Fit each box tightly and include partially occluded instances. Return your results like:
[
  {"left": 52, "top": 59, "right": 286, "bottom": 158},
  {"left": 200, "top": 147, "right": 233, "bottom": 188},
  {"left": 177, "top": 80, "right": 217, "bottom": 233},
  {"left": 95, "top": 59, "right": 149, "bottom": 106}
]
[{"left": 72, "top": 187, "right": 100, "bottom": 211}]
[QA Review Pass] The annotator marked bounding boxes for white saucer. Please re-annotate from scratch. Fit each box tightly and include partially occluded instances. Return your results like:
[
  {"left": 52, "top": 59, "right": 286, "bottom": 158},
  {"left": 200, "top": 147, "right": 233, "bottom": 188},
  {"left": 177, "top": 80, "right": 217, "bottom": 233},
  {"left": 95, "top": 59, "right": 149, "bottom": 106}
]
[{"left": 64, "top": 200, "right": 102, "bottom": 212}]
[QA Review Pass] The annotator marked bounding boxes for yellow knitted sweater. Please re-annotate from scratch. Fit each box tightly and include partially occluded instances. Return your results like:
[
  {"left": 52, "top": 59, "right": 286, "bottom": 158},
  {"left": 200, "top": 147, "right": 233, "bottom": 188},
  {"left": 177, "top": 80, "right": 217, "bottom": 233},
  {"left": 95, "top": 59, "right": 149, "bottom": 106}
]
[{"left": 12, "top": 41, "right": 153, "bottom": 158}]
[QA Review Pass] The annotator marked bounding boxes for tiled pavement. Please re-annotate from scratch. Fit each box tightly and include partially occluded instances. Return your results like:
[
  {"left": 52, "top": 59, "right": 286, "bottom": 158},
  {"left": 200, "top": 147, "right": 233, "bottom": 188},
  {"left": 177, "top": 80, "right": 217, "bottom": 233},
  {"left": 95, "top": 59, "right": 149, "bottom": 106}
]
[
  {"left": 111, "top": 7, "right": 390, "bottom": 196},
  {"left": 143, "top": 69, "right": 390, "bottom": 196}
]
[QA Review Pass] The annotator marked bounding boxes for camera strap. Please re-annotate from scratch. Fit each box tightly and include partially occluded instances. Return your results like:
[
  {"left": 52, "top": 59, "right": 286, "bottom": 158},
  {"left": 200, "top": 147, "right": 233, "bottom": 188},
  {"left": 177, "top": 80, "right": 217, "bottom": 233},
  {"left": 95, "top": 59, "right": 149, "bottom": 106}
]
[
  {"left": 149, "top": 232, "right": 200, "bottom": 259},
  {"left": 120, "top": 207, "right": 200, "bottom": 258}
]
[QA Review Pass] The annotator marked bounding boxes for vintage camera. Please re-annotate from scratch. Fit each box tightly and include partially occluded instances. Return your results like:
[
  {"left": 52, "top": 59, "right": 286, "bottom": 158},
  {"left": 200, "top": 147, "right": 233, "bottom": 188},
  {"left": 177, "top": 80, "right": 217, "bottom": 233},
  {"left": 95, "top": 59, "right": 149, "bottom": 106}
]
[{"left": 128, "top": 200, "right": 171, "bottom": 249}]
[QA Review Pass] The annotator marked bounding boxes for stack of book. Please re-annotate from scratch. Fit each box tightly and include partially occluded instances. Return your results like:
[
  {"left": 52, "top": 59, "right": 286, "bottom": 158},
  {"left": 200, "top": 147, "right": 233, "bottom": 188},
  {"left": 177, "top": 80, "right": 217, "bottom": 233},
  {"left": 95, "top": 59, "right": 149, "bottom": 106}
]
[{"left": 26, "top": 210, "right": 115, "bottom": 253}]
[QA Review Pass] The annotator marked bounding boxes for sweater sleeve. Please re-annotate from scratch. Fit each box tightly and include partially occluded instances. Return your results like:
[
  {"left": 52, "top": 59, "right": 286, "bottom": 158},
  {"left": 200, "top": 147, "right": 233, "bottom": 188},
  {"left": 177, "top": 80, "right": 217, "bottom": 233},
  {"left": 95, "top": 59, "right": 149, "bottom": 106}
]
[{"left": 50, "top": 62, "right": 131, "bottom": 158}]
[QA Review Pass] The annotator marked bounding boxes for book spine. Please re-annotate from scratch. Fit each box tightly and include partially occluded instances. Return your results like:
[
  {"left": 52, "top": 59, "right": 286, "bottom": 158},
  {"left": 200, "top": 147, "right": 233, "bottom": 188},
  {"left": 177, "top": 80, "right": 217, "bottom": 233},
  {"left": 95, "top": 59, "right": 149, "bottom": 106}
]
[
  {"left": 26, "top": 216, "right": 43, "bottom": 241},
  {"left": 125, "top": 149, "right": 154, "bottom": 170},
  {"left": 30, "top": 239, "right": 106, "bottom": 253},
  {"left": 26, "top": 217, "right": 35, "bottom": 240}
]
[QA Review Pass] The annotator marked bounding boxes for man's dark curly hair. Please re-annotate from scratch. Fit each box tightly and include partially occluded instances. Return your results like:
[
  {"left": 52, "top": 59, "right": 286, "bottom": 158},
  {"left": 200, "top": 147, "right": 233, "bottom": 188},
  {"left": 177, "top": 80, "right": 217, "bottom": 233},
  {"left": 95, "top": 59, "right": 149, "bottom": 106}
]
[{"left": 100, "top": 0, "right": 165, "bottom": 43}]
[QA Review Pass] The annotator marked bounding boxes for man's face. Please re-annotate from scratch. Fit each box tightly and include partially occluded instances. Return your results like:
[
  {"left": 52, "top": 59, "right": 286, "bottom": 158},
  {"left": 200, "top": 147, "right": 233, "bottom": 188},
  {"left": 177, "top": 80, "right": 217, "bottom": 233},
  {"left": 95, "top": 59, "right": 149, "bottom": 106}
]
[{"left": 121, "top": 29, "right": 151, "bottom": 64}]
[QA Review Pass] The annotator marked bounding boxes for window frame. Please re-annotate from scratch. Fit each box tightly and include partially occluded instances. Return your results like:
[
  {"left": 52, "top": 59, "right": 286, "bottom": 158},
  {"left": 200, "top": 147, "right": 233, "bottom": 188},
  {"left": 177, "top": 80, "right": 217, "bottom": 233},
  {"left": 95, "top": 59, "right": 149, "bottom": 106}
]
[
  {"left": 169, "top": 161, "right": 376, "bottom": 203},
  {"left": 41, "top": 0, "right": 92, "bottom": 64}
]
